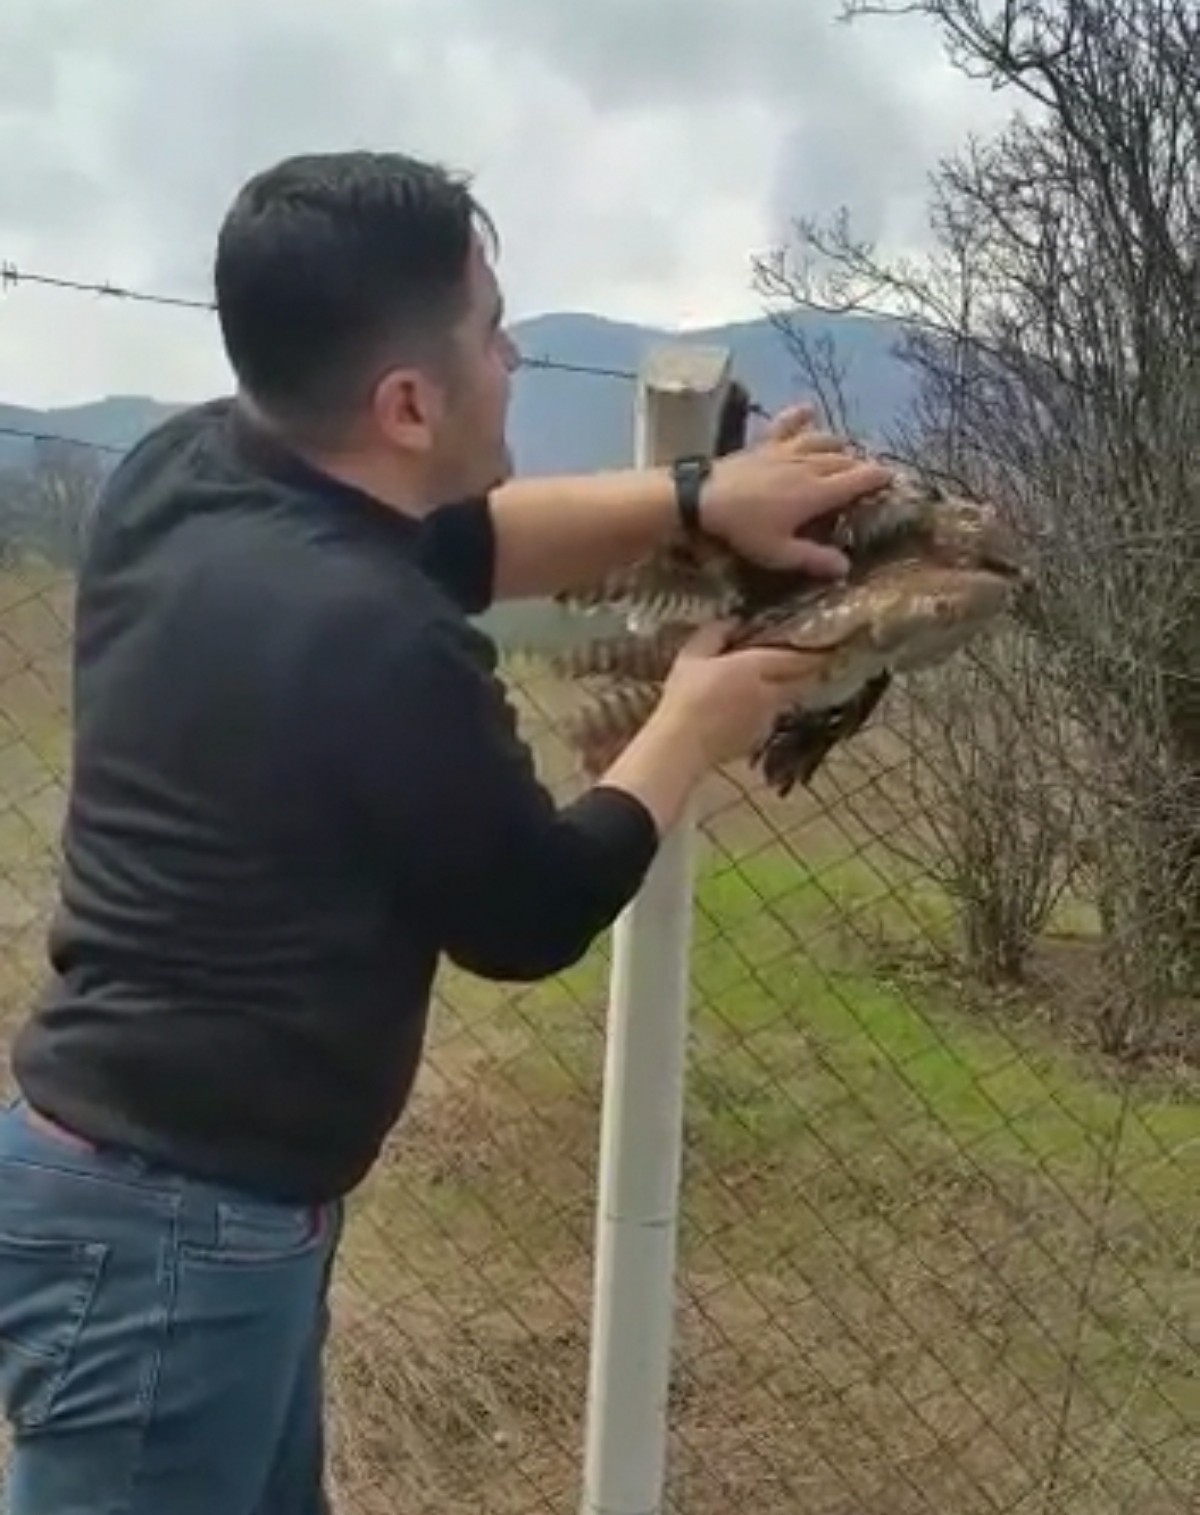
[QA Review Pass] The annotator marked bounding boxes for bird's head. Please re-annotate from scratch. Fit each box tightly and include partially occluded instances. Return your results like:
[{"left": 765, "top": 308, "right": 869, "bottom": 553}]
[
  {"left": 832, "top": 464, "right": 1032, "bottom": 594},
  {"left": 922, "top": 497, "right": 1031, "bottom": 587}
]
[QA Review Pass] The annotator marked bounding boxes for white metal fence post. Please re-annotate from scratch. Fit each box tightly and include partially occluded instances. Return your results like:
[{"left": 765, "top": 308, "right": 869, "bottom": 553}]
[{"left": 580, "top": 343, "right": 733, "bottom": 1515}]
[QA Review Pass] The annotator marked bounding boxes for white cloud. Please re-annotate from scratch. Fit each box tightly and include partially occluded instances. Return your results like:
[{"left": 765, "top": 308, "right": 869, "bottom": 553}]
[{"left": 0, "top": 0, "right": 1011, "bottom": 408}]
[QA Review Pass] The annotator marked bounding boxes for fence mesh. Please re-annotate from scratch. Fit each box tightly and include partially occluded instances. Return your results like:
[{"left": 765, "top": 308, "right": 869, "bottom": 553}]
[{"left": 0, "top": 559, "right": 1195, "bottom": 1514}]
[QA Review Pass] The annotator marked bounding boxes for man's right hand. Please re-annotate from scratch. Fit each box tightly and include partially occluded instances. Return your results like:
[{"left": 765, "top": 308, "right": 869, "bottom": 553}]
[{"left": 700, "top": 406, "right": 892, "bottom": 578}]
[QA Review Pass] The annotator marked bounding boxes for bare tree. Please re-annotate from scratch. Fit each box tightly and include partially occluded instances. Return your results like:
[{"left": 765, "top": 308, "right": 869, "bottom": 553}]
[
  {"left": 897, "top": 632, "right": 1088, "bottom": 983},
  {"left": 15, "top": 439, "right": 104, "bottom": 567},
  {"left": 756, "top": 0, "right": 1199, "bottom": 1049}
]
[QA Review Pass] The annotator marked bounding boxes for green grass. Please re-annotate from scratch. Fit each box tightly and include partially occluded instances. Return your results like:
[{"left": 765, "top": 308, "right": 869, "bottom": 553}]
[{"left": 338, "top": 838, "right": 1199, "bottom": 1513}]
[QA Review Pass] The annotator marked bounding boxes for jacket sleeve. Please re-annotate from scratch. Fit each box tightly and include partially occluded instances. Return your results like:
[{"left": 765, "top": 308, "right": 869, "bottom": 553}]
[
  {"left": 412, "top": 495, "right": 497, "bottom": 616},
  {"left": 347, "top": 614, "right": 660, "bottom": 981}
]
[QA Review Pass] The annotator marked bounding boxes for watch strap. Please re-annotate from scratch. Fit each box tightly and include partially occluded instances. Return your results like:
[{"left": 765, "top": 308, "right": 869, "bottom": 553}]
[{"left": 671, "top": 454, "right": 712, "bottom": 536}]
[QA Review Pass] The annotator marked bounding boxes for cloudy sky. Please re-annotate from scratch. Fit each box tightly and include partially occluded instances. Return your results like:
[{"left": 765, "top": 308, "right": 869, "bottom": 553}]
[{"left": 1, "top": 0, "right": 1013, "bottom": 410}]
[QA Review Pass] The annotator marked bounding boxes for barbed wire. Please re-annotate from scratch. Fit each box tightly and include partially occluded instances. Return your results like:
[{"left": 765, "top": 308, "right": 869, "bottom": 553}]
[
  {"left": 0, "top": 261, "right": 213, "bottom": 312},
  {"left": 0, "top": 257, "right": 779, "bottom": 465},
  {"left": 0, "top": 422, "right": 126, "bottom": 457},
  {"left": 0, "top": 258, "right": 657, "bottom": 387},
  {"left": 516, "top": 353, "right": 637, "bottom": 382}
]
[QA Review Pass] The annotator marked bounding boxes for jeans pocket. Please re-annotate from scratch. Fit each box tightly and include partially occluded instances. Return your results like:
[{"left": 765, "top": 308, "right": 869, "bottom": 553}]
[
  {"left": 182, "top": 1199, "right": 329, "bottom": 1267},
  {"left": 0, "top": 1232, "right": 108, "bottom": 1432}
]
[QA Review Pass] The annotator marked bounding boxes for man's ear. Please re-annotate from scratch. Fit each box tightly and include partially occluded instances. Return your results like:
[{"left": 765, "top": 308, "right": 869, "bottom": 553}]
[{"left": 371, "top": 366, "right": 444, "bottom": 454}]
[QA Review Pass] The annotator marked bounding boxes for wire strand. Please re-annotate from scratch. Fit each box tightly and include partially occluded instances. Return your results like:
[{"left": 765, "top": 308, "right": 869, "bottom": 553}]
[
  {"left": 1, "top": 262, "right": 213, "bottom": 312},
  {"left": 0, "top": 422, "right": 126, "bottom": 457},
  {"left": 0, "top": 259, "right": 666, "bottom": 386},
  {"left": 1, "top": 256, "right": 780, "bottom": 460}
]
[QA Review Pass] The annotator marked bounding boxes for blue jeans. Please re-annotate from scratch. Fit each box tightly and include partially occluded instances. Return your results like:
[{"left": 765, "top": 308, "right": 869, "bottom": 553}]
[{"left": 0, "top": 1098, "right": 344, "bottom": 1514}]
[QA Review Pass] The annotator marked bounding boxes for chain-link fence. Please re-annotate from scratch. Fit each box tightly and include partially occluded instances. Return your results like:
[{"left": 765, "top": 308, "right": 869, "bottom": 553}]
[{"left": 0, "top": 557, "right": 1195, "bottom": 1514}]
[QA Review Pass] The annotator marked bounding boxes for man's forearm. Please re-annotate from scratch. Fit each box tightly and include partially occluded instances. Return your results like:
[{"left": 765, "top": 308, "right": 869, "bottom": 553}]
[
  {"left": 487, "top": 468, "right": 679, "bottom": 601},
  {"left": 596, "top": 705, "right": 712, "bottom": 837}
]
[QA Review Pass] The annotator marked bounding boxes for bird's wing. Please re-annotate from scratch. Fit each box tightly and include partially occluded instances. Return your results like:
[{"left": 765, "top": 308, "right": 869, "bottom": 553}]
[
  {"left": 755, "top": 673, "right": 892, "bottom": 796},
  {"left": 550, "top": 622, "right": 694, "bottom": 684}
]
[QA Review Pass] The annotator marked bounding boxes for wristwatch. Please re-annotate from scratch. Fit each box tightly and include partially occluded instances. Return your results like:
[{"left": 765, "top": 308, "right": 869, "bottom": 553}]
[{"left": 671, "top": 454, "right": 712, "bottom": 537}]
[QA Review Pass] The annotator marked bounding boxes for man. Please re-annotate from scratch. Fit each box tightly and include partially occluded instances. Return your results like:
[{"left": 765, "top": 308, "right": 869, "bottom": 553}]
[{"left": 0, "top": 151, "right": 890, "bottom": 1512}]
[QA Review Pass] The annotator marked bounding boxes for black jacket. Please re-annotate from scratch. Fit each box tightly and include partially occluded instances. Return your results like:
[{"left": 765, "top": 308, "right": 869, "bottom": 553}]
[{"left": 12, "top": 401, "right": 658, "bottom": 1202}]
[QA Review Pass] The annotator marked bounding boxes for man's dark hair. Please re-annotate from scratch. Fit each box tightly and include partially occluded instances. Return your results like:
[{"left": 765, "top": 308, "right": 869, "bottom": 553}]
[{"left": 214, "top": 151, "right": 494, "bottom": 434}]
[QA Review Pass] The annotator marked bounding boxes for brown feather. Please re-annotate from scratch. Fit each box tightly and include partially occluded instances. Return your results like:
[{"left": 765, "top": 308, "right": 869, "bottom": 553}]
[
  {"left": 550, "top": 623, "right": 694, "bottom": 684},
  {"left": 565, "top": 684, "right": 665, "bottom": 777},
  {"left": 756, "top": 673, "right": 892, "bottom": 796}
]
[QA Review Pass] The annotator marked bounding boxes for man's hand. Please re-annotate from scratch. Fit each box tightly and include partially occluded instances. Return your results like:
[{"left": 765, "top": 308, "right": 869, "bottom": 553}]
[
  {"left": 654, "top": 621, "right": 824, "bottom": 768},
  {"left": 598, "top": 621, "right": 827, "bottom": 835},
  {"left": 701, "top": 404, "right": 892, "bottom": 577},
  {"left": 486, "top": 396, "right": 891, "bottom": 601}
]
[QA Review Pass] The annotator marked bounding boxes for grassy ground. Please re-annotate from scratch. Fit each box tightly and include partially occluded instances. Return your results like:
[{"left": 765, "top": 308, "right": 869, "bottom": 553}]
[
  {"left": 328, "top": 830, "right": 1199, "bottom": 1514},
  {"left": 0, "top": 587, "right": 1194, "bottom": 1511}
]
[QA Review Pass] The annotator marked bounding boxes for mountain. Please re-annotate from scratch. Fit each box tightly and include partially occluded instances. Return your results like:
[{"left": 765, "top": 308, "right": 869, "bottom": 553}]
[
  {"left": 512, "top": 309, "right": 911, "bottom": 474},
  {"left": 0, "top": 309, "right": 914, "bottom": 475},
  {"left": 0, "top": 396, "right": 179, "bottom": 466}
]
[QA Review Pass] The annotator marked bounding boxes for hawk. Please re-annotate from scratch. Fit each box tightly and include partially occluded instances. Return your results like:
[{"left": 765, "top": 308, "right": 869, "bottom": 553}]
[{"left": 536, "top": 385, "right": 1029, "bottom": 795}]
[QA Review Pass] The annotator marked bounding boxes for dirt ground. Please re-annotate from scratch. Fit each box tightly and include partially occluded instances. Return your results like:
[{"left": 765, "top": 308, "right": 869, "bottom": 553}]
[{"left": 322, "top": 979, "right": 1198, "bottom": 1515}]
